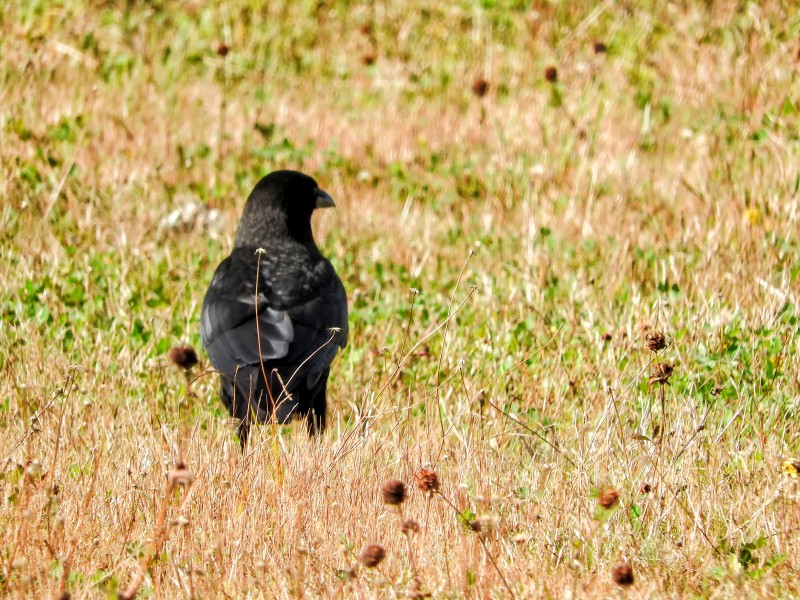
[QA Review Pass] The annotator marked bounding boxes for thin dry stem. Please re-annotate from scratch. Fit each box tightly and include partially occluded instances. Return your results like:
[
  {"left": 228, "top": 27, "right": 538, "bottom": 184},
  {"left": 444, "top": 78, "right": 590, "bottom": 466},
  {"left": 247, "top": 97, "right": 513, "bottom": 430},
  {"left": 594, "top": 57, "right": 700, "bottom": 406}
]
[{"left": 119, "top": 463, "right": 195, "bottom": 600}]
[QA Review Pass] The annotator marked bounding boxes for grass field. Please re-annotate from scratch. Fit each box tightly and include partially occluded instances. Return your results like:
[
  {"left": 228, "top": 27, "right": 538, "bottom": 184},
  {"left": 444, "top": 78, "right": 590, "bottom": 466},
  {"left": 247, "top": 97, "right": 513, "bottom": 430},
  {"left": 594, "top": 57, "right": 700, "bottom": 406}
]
[{"left": 2, "top": 1, "right": 800, "bottom": 597}]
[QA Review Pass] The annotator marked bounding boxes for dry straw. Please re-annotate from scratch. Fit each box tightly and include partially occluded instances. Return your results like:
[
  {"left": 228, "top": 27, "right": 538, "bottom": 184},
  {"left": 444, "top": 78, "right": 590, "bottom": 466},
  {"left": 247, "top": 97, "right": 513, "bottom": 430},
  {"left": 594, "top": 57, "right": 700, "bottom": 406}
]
[{"left": 118, "top": 461, "right": 195, "bottom": 600}]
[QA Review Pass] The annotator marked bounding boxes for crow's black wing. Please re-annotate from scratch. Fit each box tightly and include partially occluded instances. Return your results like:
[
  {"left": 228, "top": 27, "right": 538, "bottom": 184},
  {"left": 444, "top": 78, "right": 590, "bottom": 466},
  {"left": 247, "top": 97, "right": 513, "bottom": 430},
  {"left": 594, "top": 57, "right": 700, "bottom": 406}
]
[
  {"left": 201, "top": 256, "right": 347, "bottom": 386},
  {"left": 278, "top": 259, "right": 348, "bottom": 387},
  {"left": 201, "top": 257, "right": 294, "bottom": 378}
]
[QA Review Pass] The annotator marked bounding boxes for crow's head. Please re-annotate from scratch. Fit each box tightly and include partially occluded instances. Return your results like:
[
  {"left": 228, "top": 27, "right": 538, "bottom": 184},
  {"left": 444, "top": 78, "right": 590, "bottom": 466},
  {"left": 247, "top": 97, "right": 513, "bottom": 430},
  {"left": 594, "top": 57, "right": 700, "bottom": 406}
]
[{"left": 235, "top": 170, "right": 335, "bottom": 247}]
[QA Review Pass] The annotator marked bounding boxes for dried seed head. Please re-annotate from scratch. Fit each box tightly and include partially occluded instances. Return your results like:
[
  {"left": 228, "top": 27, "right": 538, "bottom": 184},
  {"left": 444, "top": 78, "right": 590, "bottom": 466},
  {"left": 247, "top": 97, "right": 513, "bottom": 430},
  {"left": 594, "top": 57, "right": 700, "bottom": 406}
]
[
  {"left": 173, "top": 515, "right": 191, "bottom": 527},
  {"left": 415, "top": 468, "right": 440, "bottom": 495},
  {"left": 402, "top": 519, "right": 421, "bottom": 535},
  {"left": 358, "top": 544, "right": 386, "bottom": 568},
  {"left": 214, "top": 42, "right": 230, "bottom": 57},
  {"left": 612, "top": 563, "right": 634, "bottom": 586},
  {"left": 645, "top": 331, "right": 667, "bottom": 352},
  {"left": 544, "top": 66, "right": 558, "bottom": 82},
  {"left": 598, "top": 488, "right": 620, "bottom": 510},
  {"left": 26, "top": 459, "right": 42, "bottom": 478},
  {"left": 381, "top": 479, "right": 407, "bottom": 506},
  {"left": 361, "top": 53, "right": 377, "bottom": 66},
  {"left": 641, "top": 482, "right": 653, "bottom": 494},
  {"left": 407, "top": 575, "right": 431, "bottom": 599},
  {"left": 649, "top": 362, "right": 674, "bottom": 386},
  {"left": 480, "top": 513, "right": 500, "bottom": 529},
  {"left": 602, "top": 332, "right": 613, "bottom": 343},
  {"left": 169, "top": 461, "right": 194, "bottom": 488},
  {"left": 471, "top": 78, "right": 489, "bottom": 98},
  {"left": 168, "top": 346, "right": 199, "bottom": 370},
  {"left": 469, "top": 513, "right": 499, "bottom": 534},
  {"left": 593, "top": 41, "right": 607, "bottom": 54}
]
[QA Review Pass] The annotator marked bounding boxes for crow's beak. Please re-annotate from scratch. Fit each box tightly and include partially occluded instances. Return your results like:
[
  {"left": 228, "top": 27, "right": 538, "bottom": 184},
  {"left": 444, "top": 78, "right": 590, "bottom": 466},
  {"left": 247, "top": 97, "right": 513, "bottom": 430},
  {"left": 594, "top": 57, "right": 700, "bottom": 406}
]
[{"left": 315, "top": 189, "right": 335, "bottom": 209}]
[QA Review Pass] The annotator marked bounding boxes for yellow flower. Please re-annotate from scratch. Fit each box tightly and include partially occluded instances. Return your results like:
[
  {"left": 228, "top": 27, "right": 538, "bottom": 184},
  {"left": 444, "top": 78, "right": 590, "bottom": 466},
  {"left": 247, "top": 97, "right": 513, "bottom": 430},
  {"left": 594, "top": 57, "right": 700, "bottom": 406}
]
[
  {"left": 781, "top": 460, "right": 800, "bottom": 478},
  {"left": 744, "top": 207, "right": 761, "bottom": 226}
]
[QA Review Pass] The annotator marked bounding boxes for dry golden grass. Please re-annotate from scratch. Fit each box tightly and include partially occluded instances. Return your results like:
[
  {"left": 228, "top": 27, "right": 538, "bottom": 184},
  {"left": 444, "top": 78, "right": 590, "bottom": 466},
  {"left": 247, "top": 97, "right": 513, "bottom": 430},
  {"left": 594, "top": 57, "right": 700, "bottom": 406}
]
[{"left": 2, "top": 1, "right": 800, "bottom": 597}]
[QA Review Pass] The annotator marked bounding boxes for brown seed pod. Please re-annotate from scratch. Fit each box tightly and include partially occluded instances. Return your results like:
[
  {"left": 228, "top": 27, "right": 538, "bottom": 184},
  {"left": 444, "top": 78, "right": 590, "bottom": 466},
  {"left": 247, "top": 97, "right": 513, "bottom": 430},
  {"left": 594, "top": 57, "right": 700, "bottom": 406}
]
[
  {"left": 415, "top": 468, "right": 440, "bottom": 495},
  {"left": 471, "top": 78, "right": 489, "bottom": 98},
  {"left": 649, "top": 362, "right": 674, "bottom": 385},
  {"left": 544, "top": 66, "right": 558, "bottom": 82},
  {"left": 402, "top": 519, "right": 421, "bottom": 535},
  {"left": 645, "top": 331, "right": 667, "bottom": 352},
  {"left": 612, "top": 563, "right": 634, "bottom": 586},
  {"left": 168, "top": 346, "right": 199, "bottom": 370},
  {"left": 598, "top": 488, "right": 620, "bottom": 510},
  {"left": 381, "top": 479, "right": 407, "bottom": 506},
  {"left": 168, "top": 461, "right": 194, "bottom": 488},
  {"left": 358, "top": 544, "right": 386, "bottom": 568}
]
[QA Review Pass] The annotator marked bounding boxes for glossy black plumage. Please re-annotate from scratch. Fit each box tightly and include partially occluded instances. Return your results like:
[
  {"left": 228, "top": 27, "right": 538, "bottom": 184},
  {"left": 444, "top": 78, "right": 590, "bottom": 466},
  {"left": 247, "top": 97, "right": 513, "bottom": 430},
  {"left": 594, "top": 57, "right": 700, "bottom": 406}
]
[{"left": 201, "top": 171, "right": 348, "bottom": 444}]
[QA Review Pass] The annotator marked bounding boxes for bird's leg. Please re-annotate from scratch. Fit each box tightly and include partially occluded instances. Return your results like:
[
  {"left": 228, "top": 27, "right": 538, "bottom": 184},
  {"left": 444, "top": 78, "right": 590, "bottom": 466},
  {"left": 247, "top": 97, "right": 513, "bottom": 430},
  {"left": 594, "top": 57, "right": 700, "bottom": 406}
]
[
  {"left": 232, "top": 377, "right": 254, "bottom": 450},
  {"left": 306, "top": 371, "right": 328, "bottom": 435},
  {"left": 237, "top": 417, "right": 250, "bottom": 450}
]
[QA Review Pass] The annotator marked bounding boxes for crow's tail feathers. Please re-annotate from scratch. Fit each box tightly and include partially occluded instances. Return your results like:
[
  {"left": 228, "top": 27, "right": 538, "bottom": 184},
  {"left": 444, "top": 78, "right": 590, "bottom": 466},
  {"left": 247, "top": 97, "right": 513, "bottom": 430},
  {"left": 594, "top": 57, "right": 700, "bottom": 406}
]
[{"left": 219, "top": 365, "right": 329, "bottom": 449}]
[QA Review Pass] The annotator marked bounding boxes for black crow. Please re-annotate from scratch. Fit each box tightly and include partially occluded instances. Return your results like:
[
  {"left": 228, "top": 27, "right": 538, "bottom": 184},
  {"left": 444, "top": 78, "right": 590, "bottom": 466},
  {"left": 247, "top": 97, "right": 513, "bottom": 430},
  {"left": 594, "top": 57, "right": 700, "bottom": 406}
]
[{"left": 201, "top": 171, "right": 348, "bottom": 444}]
